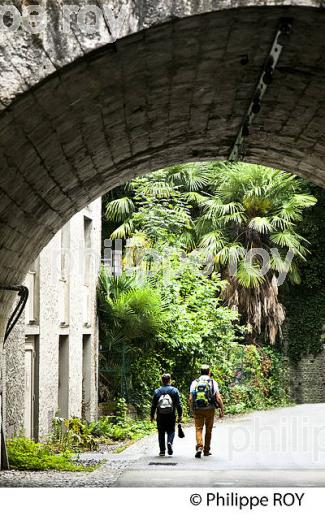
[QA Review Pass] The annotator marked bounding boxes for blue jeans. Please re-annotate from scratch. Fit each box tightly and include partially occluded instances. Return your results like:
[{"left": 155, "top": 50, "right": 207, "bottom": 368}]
[{"left": 157, "top": 414, "right": 176, "bottom": 453}]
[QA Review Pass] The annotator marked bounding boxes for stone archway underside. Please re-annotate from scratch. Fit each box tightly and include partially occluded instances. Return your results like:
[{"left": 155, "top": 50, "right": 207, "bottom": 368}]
[{"left": 1, "top": 4, "right": 325, "bottom": 307}]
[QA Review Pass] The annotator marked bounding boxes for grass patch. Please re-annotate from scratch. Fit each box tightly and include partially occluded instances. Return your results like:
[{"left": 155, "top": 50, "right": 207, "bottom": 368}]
[{"left": 7, "top": 438, "right": 97, "bottom": 472}]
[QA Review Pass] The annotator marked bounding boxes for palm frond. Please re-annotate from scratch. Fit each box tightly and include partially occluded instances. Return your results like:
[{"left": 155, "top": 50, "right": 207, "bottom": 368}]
[
  {"left": 270, "top": 231, "right": 309, "bottom": 260},
  {"left": 215, "top": 243, "right": 246, "bottom": 266},
  {"left": 248, "top": 216, "right": 274, "bottom": 234},
  {"left": 235, "top": 258, "right": 265, "bottom": 288},
  {"left": 292, "top": 193, "right": 317, "bottom": 208},
  {"left": 111, "top": 220, "right": 134, "bottom": 240},
  {"left": 125, "top": 231, "right": 150, "bottom": 249},
  {"left": 183, "top": 191, "right": 208, "bottom": 205},
  {"left": 270, "top": 215, "right": 295, "bottom": 231},
  {"left": 105, "top": 197, "right": 134, "bottom": 222},
  {"left": 166, "top": 163, "right": 212, "bottom": 191},
  {"left": 178, "top": 230, "right": 197, "bottom": 250},
  {"left": 287, "top": 261, "right": 302, "bottom": 284},
  {"left": 198, "top": 231, "right": 226, "bottom": 257},
  {"left": 144, "top": 181, "right": 175, "bottom": 199},
  {"left": 222, "top": 211, "right": 246, "bottom": 225},
  {"left": 269, "top": 252, "right": 293, "bottom": 274}
]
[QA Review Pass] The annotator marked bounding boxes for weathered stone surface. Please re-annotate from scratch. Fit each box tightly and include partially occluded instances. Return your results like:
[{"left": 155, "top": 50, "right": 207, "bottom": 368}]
[{"left": 290, "top": 350, "right": 325, "bottom": 403}]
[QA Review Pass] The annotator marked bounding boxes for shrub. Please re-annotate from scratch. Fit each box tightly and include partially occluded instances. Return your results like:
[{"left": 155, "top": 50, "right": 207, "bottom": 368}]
[
  {"left": 7, "top": 437, "right": 96, "bottom": 472},
  {"left": 49, "top": 416, "right": 99, "bottom": 452},
  {"left": 49, "top": 409, "right": 156, "bottom": 452},
  {"left": 89, "top": 416, "right": 156, "bottom": 441},
  {"left": 216, "top": 344, "right": 290, "bottom": 414}
]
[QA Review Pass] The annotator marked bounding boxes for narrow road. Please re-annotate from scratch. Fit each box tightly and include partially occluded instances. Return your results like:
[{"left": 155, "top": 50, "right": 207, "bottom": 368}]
[
  {"left": 114, "top": 404, "right": 325, "bottom": 487},
  {"left": 1, "top": 404, "right": 325, "bottom": 487}
]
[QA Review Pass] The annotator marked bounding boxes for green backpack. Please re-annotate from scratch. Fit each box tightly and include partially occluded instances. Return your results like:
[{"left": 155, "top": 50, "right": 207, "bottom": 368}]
[{"left": 192, "top": 379, "right": 213, "bottom": 409}]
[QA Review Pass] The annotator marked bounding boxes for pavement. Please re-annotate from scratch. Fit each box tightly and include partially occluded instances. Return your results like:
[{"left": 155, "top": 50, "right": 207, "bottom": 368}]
[
  {"left": 1, "top": 404, "right": 325, "bottom": 487},
  {"left": 114, "top": 404, "right": 325, "bottom": 487}
]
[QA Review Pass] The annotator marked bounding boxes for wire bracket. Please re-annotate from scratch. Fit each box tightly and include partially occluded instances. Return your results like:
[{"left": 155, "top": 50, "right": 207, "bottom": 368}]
[{"left": 228, "top": 18, "right": 293, "bottom": 162}]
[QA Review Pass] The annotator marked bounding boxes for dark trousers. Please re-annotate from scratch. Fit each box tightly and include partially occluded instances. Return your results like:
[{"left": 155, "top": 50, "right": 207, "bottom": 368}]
[{"left": 157, "top": 414, "right": 176, "bottom": 453}]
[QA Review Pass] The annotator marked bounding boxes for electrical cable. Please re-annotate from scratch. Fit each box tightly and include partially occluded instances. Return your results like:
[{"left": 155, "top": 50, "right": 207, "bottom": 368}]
[{"left": 0, "top": 285, "right": 29, "bottom": 343}]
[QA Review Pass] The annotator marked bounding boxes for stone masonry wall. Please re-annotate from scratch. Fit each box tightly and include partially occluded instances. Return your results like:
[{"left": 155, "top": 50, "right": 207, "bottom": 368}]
[
  {"left": 38, "top": 231, "right": 61, "bottom": 437},
  {"left": 1, "top": 0, "right": 323, "bottom": 108},
  {"left": 289, "top": 349, "right": 325, "bottom": 404}
]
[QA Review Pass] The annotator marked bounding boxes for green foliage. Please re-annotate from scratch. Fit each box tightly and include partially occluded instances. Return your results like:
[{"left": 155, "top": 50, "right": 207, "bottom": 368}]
[
  {"left": 98, "top": 269, "right": 165, "bottom": 341},
  {"left": 154, "top": 252, "right": 244, "bottom": 400},
  {"left": 7, "top": 437, "right": 95, "bottom": 472},
  {"left": 99, "top": 161, "right": 309, "bottom": 415},
  {"left": 216, "top": 344, "right": 289, "bottom": 413},
  {"left": 7, "top": 413, "right": 155, "bottom": 473},
  {"left": 105, "top": 170, "right": 193, "bottom": 247},
  {"left": 90, "top": 416, "right": 156, "bottom": 441},
  {"left": 283, "top": 186, "right": 325, "bottom": 362},
  {"left": 193, "top": 162, "right": 316, "bottom": 343},
  {"left": 50, "top": 417, "right": 100, "bottom": 452},
  {"left": 98, "top": 269, "right": 167, "bottom": 401},
  {"left": 98, "top": 248, "right": 290, "bottom": 414},
  {"left": 115, "top": 397, "right": 128, "bottom": 424},
  {"left": 49, "top": 405, "right": 156, "bottom": 453},
  {"left": 98, "top": 242, "right": 246, "bottom": 414},
  {"left": 103, "top": 161, "right": 315, "bottom": 344}
]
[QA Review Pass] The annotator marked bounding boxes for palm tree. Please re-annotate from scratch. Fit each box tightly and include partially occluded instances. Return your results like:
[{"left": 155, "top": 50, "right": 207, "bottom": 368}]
[
  {"left": 97, "top": 268, "right": 166, "bottom": 398},
  {"left": 196, "top": 162, "right": 317, "bottom": 343},
  {"left": 104, "top": 161, "right": 316, "bottom": 344}
]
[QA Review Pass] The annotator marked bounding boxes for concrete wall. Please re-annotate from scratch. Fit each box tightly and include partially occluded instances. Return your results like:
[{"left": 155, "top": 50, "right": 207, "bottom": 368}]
[{"left": 4, "top": 197, "right": 101, "bottom": 441}]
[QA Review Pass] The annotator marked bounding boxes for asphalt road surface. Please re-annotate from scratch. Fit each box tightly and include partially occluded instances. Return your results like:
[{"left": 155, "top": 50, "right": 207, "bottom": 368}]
[{"left": 114, "top": 404, "right": 325, "bottom": 487}]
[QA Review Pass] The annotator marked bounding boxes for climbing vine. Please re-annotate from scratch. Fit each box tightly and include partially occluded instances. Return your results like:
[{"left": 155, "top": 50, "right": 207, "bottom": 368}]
[{"left": 283, "top": 185, "right": 325, "bottom": 362}]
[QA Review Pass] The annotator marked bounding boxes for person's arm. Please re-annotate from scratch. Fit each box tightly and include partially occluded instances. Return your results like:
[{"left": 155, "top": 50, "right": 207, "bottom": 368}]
[
  {"left": 150, "top": 390, "right": 159, "bottom": 421},
  {"left": 174, "top": 390, "right": 183, "bottom": 422},
  {"left": 188, "top": 381, "right": 194, "bottom": 413},
  {"left": 213, "top": 380, "right": 224, "bottom": 418},
  {"left": 215, "top": 392, "right": 225, "bottom": 418}
]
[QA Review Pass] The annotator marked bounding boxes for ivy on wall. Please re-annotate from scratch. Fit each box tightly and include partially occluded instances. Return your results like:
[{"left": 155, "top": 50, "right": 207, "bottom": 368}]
[{"left": 283, "top": 185, "right": 325, "bottom": 363}]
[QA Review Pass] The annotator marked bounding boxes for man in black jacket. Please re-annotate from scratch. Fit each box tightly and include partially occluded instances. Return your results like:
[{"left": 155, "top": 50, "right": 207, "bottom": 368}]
[{"left": 151, "top": 374, "right": 183, "bottom": 456}]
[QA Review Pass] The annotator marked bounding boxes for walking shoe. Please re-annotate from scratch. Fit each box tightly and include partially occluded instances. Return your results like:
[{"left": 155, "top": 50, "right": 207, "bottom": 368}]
[
  {"left": 159, "top": 452, "right": 165, "bottom": 456},
  {"left": 167, "top": 443, "right": 173, "bottom": 456},
  {"left": 204, "top": 452, "right": 212, "bottom": 456},
  {"left": 195, "top": 449, "right": 202, "bottom": 459}
]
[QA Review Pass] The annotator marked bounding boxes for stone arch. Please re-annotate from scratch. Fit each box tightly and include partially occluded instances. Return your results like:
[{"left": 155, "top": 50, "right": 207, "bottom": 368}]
[
  {"left": 1, "top": 2, "right": 325, "bottom": 327},
  {"left": 2, "top": 1, "right": 324, "bottom": 107}
]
